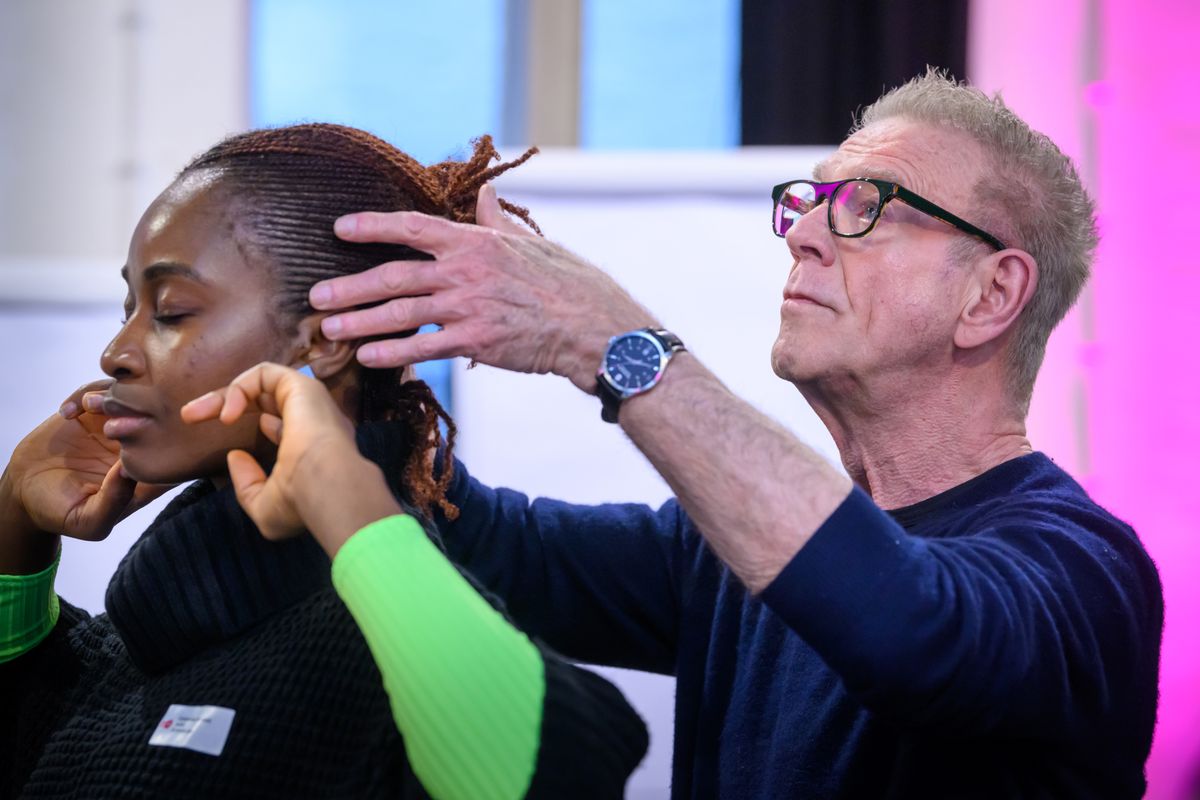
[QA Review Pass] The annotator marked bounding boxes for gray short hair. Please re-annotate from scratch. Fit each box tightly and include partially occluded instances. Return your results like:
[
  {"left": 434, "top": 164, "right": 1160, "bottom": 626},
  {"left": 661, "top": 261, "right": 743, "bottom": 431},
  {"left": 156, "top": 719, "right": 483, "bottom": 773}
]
[{"left": 858, "top": 69, "right": 1097, "bottom": 412}]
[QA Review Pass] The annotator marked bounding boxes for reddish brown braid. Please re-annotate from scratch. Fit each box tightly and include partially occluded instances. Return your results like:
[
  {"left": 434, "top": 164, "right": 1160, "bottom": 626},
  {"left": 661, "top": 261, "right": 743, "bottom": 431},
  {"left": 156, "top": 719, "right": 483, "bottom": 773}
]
[{"left": 181, "top": 124, "right": 539, "bottom": 519}]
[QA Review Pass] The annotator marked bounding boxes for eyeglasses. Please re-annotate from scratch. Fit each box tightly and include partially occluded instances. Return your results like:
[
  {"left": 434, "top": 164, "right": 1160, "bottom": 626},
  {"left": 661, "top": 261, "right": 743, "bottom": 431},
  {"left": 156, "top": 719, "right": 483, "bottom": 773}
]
[{"left": 771, "top": 178, "right": 1007, "bottom": 251}]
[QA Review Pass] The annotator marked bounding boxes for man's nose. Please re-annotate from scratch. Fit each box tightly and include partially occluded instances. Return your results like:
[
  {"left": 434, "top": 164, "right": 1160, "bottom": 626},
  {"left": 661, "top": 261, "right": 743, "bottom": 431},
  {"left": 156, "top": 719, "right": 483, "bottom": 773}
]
[{"left": 784, "top": 203, "right": 837, "bottom": 267}]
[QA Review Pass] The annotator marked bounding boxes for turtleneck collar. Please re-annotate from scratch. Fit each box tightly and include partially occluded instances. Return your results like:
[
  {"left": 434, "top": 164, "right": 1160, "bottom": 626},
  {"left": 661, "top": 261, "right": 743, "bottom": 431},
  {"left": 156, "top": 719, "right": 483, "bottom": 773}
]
[{"left": 105, "top": 419, "right": 424, "bottom": 674}]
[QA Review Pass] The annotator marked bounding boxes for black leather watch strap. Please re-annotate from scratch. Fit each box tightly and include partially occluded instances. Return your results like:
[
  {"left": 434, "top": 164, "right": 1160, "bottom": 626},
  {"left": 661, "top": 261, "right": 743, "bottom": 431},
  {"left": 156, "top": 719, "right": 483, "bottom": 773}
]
[
  {"left": 596, "top": 372, "right": 624, "bottom": 424},
  {"left": 596, "top": 328, "right": 686, "bottom": 424}
]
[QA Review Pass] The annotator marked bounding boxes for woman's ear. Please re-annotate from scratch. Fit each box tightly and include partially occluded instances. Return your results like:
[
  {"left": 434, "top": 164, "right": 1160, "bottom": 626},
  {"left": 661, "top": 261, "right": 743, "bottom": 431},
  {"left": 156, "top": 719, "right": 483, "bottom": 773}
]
[{"left": 291, "top": 314, "right": 358, "bottom": 379}]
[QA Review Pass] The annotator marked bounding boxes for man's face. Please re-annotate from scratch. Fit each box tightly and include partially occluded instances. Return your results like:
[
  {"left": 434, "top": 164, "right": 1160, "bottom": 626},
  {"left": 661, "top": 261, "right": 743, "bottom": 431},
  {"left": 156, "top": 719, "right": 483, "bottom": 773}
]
[
  {"left": 771, "top": 118, "right": 991, "bottom": 395},
  {"left": 99, "top": 172, "right": 297, "bottom": 484}
]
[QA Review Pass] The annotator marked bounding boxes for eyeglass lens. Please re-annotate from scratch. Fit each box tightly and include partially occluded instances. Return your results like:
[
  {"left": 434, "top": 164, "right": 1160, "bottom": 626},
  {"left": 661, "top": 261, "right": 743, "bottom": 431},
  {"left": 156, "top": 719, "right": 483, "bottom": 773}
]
[{"left": 773, "top": 180, "right": 883, "bottom": 237}]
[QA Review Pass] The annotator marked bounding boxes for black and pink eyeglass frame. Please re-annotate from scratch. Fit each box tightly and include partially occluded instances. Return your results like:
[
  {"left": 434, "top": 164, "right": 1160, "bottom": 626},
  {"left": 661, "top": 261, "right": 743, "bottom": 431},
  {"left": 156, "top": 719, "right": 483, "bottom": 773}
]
[{"left": 771, "top": 178, "right": 1007, "bottom": 252}]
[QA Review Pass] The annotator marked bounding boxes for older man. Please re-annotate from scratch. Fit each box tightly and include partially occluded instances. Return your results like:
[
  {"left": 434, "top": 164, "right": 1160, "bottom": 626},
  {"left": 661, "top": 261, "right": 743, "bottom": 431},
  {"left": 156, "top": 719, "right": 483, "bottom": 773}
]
[{"left": 311, "top": 73, "right": 1162, "bottom": 798}]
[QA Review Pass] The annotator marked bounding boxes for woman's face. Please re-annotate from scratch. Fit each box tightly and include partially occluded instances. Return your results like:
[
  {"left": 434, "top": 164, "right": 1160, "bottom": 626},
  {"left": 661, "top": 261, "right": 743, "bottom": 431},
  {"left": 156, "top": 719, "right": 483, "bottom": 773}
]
[{"left": 101, "top": 171, "right": 299, "bottom": 484}]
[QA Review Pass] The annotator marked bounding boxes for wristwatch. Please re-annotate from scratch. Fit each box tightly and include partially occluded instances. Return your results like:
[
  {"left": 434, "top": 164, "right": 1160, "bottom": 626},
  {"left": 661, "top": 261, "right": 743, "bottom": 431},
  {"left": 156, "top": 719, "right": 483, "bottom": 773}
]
[{"left": 595, "top": 327, "right": 686, "bottom": 423}]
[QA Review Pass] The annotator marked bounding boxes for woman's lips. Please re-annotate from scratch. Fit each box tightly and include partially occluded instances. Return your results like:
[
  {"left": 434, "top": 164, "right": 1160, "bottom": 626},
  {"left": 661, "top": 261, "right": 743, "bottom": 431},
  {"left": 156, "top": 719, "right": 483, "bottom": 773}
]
[
  {"left": 103, "top": 415, "right": 153, "bottom": 439},
  {"left": 99, "top": 396, "right": 154, "bottom": 440}
]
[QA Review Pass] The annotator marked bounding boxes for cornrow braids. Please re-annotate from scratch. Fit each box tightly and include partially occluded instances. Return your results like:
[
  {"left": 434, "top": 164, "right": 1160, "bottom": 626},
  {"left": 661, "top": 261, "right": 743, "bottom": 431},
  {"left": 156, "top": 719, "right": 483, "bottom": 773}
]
[{"left": 180, "top": 123, "right": 538, "bottom": 518}]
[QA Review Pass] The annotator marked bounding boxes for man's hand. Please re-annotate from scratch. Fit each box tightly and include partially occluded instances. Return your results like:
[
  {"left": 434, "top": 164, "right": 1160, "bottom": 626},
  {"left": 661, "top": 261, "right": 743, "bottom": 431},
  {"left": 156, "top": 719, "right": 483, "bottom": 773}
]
[
  {"left": 181, "top": 362, "right": 401, "bottom": 558},
  {"left": 308, "top": 183, "right": 655, "bottom": 394}
]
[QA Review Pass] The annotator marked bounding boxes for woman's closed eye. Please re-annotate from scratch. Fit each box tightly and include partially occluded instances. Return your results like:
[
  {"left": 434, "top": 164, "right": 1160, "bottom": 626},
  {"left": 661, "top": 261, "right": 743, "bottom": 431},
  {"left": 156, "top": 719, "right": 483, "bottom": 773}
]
[
  {"left": 153, "top": 310, "right": 192, "bottom": 325},
  {"left": 117, "top": 306, "right": 194, "bottom": 326}
]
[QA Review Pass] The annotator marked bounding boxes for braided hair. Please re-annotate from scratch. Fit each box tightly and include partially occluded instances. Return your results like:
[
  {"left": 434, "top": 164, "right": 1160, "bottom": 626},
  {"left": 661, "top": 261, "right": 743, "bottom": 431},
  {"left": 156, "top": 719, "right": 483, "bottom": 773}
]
[{"left": 180, "top": 124, "right": 539, "bottom": 519}]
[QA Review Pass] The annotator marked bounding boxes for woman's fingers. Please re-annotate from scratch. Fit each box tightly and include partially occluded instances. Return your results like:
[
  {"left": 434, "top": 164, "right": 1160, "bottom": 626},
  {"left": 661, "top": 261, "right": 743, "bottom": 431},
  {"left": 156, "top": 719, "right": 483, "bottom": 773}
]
[
  {"left": 61, "top": 460, "right": 136, "bottom": 541},
  {"left": 219, "top": 384, "right": 251, "bottom": 425},
  {"left": 181, "top": 363, "right": 298, "bottom": 426},
  {"left": 80, "top": 392, "right": 105, "bottom": 415},
  {"left": 227, "top": 449, "right": 270, "bottom": 530},
  {"left": 59, "top": 379, "right": 114, "bottom": 419},
  {"left": 227, "top": 449, "right": 302, "bottom": 540},
  {"left": 259, "top": 413, "right": 283, "bottom": 444},
  {"left": 179, "top": 388, "right": 227, "bottom": 423},
  {"left": 182, "top": 362, "right": 356, "bottom": 543},
  {"left": 226, "top": 449, "right": 267, "bottom": 507}
]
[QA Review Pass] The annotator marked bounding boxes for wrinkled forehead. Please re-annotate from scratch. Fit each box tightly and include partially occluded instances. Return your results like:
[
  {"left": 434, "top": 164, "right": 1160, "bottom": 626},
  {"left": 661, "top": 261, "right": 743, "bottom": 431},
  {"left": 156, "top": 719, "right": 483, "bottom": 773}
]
[{"left": 813, "top": 118, "right": 987, "bottom": 204}]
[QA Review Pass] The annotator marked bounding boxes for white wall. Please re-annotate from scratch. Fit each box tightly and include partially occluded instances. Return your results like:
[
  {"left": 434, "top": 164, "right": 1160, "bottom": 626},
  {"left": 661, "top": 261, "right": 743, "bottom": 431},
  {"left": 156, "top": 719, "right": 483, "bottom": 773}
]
[
  {"left": 0, "top": 0, "right": 248, "bottom": 262},
  {"left": 0, "top": 0, "right": 247, "bottom": 624}
]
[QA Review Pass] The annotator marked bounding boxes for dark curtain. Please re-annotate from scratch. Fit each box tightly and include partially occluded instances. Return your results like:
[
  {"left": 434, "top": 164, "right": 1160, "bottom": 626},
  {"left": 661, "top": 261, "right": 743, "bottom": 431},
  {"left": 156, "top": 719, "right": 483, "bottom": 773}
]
[{"left": 741, "top": 0, "right": 970, "bottom": 145}]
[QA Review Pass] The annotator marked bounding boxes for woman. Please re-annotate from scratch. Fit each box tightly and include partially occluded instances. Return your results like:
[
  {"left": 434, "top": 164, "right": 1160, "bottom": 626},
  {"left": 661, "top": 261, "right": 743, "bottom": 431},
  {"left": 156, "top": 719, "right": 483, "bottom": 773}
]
[{"left": 0, "top": 124, "right": 647, "bottom": 799}]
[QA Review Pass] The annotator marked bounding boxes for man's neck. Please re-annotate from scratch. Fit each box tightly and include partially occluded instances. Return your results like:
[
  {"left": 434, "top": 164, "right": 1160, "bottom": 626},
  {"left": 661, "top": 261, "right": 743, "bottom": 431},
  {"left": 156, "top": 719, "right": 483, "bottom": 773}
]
[{"left": 802, "top": 375, "right": 1032, "bottom": 510}]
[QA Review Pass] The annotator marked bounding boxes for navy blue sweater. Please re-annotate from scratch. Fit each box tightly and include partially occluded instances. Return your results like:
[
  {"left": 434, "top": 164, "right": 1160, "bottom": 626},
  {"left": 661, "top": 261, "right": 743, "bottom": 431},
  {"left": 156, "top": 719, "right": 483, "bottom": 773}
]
[{"left": 439, "top": 453, "right": 1162, "bottom": 798}]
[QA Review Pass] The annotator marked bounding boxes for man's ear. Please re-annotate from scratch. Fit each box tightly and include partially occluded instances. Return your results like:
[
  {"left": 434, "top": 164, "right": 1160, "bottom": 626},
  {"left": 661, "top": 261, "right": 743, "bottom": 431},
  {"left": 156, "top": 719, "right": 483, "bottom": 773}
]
[
  {"left": 291, "top": 314, "right": 357, "bottom": 379},
  {"left": 955, "top": 249, "right": 1039, "bottom": 350}
]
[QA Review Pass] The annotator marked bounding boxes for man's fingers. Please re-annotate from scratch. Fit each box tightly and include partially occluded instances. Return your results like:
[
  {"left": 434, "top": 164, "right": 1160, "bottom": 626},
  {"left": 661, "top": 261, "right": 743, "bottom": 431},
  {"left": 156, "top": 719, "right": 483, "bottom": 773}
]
[
  {"left": 333, "top": 210, "right": 473, "bottom": 252},
  {"left": 321, "top": 293, "right": 451, "bottom": 342},
  {"left": 357, "top": 327, "right": 467, "bottom": 369},
  {"left": 476, "top": 183, "right": 534, "bottom": 237},
  {"left": 310, "top": 258, "right": 447, "bottom": 313}
]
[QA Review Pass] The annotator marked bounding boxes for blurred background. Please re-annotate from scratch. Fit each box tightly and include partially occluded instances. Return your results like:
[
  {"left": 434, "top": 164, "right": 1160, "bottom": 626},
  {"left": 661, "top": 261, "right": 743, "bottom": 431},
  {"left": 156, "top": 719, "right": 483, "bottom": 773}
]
[{"left": 1, "top": 1, "right": 1196, "bottom": 796}]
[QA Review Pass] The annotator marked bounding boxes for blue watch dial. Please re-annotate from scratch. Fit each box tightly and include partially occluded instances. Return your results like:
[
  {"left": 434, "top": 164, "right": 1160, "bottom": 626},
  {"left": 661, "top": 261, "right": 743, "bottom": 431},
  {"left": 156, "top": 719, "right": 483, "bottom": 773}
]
[{"left": 604, "top": 333, "right": 664, "bottom": 393}]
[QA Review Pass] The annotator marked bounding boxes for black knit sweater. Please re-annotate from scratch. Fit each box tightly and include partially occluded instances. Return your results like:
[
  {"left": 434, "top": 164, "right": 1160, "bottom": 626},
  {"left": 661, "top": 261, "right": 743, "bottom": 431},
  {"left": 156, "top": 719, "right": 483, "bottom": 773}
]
[{"left": 1, "top": 422, "right": 647, "bottom": 799}]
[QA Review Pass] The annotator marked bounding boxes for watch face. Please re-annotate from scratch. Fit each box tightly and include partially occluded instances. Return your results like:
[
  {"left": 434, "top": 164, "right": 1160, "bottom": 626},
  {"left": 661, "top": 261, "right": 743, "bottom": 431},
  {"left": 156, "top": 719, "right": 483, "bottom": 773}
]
[{"left": 604, "top": 333, "right": 664, "bottom": 393}]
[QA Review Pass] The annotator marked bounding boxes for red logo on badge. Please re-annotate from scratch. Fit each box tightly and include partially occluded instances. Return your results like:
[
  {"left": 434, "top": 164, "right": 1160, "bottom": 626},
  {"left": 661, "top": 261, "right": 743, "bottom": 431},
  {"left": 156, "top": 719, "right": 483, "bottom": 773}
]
[{"left": 161, "top": 720, "right": 173, "bottom": 729}]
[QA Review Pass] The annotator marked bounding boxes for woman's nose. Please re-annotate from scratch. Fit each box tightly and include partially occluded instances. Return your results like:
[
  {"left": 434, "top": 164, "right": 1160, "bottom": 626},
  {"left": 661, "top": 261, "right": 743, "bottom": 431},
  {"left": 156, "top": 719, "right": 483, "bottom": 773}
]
[{"left": 100, "top": 321, "right": 147, "bottom": 380}]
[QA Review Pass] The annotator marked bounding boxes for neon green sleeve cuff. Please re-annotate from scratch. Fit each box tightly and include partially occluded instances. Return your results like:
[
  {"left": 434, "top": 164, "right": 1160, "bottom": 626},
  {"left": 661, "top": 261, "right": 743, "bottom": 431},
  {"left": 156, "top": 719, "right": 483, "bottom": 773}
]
[
  {"left": 0, "top": 553, "right": 61, "bottom": 663},
  {"left": 332, "top": 515, "right": 544, "bottom": 800}
]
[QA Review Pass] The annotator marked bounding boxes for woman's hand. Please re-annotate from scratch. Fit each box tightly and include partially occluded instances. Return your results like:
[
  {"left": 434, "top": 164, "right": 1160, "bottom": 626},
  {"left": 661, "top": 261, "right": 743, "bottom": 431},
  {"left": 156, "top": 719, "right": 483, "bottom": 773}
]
[
  {"left": 0, "top": 380, "right": 168, "bottom": 574},
  {"left": 181, "top": 362, "right": 401, "bottom": 558}
]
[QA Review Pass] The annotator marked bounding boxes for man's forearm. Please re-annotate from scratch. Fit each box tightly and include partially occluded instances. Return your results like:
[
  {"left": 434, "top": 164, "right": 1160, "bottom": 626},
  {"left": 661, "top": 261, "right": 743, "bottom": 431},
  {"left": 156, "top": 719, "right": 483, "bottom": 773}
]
[{"left": 618, "top": 354, "right": 852, "bottom": 593}]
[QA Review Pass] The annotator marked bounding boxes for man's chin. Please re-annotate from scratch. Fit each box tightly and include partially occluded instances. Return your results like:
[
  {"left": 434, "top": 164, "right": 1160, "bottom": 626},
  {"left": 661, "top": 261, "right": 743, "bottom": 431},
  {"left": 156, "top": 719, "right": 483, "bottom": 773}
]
[{"left": 770, "top": 344, "right": 812, "bottom": 385}]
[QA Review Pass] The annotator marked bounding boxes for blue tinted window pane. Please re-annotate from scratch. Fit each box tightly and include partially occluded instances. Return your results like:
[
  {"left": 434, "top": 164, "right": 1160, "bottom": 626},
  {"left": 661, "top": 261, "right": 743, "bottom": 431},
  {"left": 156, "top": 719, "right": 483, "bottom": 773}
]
[
  {"left": 251, "top": 0, "right": 505, "bottom": 406},
  {"left": 251, "top": 0, "right": 505, "bottom": 165},
  {"left": 411, "top": 325, "right": 453, "bottom": 409},
  {"left": 581, "top": 0, "right": 740, "bottom": 148}
]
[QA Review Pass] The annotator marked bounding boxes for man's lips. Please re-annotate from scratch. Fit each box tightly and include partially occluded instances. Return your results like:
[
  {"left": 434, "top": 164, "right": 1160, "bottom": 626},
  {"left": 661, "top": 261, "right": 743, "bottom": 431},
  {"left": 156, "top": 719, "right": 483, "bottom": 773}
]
[
  {"left": 99, "top": 396, "right": 155, "bottom": 440},
  {"left": 782, "top": 290, "right": 831, "bottom": 309}
]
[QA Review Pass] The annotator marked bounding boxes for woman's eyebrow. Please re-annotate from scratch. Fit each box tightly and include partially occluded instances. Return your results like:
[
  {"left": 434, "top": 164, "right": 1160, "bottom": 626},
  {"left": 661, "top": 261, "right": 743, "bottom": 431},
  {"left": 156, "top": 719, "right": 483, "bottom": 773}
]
[{"left": 141, "top": 262, "right": 209, "bottom": 285}]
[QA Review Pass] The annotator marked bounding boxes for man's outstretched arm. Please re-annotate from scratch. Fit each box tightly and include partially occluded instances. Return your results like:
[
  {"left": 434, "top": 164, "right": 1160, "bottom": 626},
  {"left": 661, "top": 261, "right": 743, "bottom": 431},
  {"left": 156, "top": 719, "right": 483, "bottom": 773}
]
[{"left": 309, "top": 188, "right": 852, "bottom": 593}]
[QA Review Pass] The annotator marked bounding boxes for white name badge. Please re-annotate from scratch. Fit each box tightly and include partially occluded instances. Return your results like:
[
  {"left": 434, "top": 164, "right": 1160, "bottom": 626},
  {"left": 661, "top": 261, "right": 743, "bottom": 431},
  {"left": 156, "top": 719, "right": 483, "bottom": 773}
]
[{"left": 148, "top": 704, "right": 236, "bottom": 757}]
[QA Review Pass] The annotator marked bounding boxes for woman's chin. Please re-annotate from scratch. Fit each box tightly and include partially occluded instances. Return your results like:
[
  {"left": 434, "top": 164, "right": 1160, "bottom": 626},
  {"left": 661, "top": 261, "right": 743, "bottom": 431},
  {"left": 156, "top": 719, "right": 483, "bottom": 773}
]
[{"left": 119, "top": 449, "right": 225, "bottom": 487}]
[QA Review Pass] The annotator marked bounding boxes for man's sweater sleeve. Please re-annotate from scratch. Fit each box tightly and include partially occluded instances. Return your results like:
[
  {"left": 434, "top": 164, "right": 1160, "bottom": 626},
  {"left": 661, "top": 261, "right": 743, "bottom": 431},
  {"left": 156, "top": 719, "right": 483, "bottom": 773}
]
[
  {"left": 759, "top": 487, "right": 1162, "bottom": 739},
  {"left": 332, "top": 514, "right": 646, "bottom": 800},
  {"left": 0, "top": 556, "right": 60, "bottom": 663},
  {"left": 433, "top": 458, "right": 685, "bottom": 673}
]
